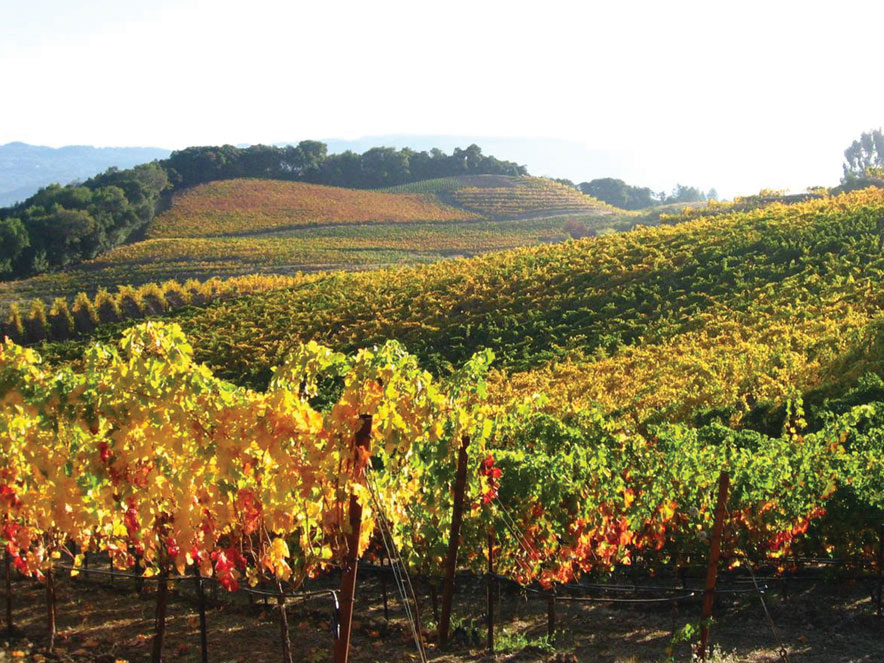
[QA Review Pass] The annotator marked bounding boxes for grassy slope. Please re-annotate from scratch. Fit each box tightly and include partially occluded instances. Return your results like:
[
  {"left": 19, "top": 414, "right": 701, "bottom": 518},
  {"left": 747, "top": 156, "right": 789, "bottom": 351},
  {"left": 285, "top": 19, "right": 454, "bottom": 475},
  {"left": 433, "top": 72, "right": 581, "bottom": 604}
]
[
  {"left": 51, "top": 188, "right": 882, "bottom": 430},
  {"left": 0, "top": 176, "right": 628, "bottom": 312}
]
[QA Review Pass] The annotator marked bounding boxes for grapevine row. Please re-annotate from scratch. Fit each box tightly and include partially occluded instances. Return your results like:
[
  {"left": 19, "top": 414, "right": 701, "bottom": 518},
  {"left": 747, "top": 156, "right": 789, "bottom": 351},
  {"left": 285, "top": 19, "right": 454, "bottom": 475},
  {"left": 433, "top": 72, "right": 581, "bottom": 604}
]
[{"left": 4, "top": 323, "right": 884, "bottom": 657}]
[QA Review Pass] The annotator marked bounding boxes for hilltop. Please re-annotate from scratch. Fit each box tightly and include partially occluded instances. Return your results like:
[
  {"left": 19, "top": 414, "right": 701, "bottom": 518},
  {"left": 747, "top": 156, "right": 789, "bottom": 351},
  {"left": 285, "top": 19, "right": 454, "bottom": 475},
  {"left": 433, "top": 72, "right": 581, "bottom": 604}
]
[{"left": 0, "top": 142, "right": 528, "bottom": 283}]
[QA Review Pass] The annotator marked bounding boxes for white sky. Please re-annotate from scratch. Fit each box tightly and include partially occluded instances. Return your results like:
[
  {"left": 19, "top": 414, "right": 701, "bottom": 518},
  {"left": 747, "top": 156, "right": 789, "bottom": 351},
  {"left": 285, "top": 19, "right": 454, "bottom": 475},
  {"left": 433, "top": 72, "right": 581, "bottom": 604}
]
[{"left": 2, "top": 0, "right": 883, "bottom": 197}]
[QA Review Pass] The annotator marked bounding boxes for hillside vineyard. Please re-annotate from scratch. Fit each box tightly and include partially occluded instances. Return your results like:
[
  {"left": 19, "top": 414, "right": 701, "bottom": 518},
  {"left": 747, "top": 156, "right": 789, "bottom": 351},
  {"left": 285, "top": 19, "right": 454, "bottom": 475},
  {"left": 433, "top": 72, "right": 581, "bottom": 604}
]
[
  {"left": 0, "top": 176, "right": 619, "bottom": 318},
  {"left": 4, "top": 173, "right": 884, "bottom": 662}
]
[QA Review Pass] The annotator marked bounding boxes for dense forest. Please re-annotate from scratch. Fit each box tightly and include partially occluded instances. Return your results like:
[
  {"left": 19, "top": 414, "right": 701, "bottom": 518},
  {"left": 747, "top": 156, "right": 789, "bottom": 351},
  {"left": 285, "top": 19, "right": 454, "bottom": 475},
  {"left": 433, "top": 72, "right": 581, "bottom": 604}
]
[
  {"left": 0, "top": 164, "right": 168, "bottom": 278},
  {"left": 577, "top": 177, "right": 714, "bottom": 210},
  {"left": 162, "top": 142, "right": 526, "bottom": 189}
]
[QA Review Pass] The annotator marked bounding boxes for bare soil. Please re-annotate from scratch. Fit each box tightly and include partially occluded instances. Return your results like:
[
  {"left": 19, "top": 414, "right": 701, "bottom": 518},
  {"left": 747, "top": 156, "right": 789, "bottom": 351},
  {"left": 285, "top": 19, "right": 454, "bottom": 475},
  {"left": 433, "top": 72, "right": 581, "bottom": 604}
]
[{"left": 2, "top": 569, "right": 883, "bottom": 663}]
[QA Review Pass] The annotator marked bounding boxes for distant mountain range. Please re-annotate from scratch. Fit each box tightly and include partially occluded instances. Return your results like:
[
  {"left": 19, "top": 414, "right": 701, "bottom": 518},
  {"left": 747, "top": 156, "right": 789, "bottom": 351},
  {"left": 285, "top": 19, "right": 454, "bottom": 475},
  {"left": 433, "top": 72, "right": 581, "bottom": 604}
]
[{"left": 0, "top": 142, "right": 171, "bottom": 207}]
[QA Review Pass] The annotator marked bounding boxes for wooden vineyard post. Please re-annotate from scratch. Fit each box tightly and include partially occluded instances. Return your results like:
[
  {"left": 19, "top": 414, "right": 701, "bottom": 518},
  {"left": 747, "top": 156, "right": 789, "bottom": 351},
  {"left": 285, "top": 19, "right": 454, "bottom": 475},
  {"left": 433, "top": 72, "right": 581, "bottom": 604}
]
[
  {"left": 152, "top": 566, "right": 169, "bottom": 663},
  {"left": 193, "top": 567, "right": 209, "bottom": 663},
  {"left": 46, "top": 567, "right": 57, "bottom": 652},
  {"left": 333, "top": 414, "right": 372, "bottom": 663},
  {"left": 4, "top": 551, "right": 13, "bottom": 635},
  {"left": 486, "top": 531, "right": 495, "bottom": 654},
  {"left": 877, "top": 525, "right": 883, "bottom": 618},
  {"left": 547, "top": 592, "right": 556, "bottom": 639},
  {"left": 439, "top": 434, "right": 471, "bottom": 648},
  {"left": 698, "top": 471, "right": 730, "bottom": 661},
  {"left": 277, "top": 580, "right": 293, "bottom": 663}
]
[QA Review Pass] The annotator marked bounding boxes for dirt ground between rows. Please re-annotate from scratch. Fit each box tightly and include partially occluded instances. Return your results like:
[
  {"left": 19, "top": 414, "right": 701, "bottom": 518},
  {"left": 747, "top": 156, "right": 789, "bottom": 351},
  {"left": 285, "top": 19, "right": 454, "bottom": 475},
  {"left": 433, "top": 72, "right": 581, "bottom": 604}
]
[{"left": 2, "top": 569, "right": 883, "bottom": 663}]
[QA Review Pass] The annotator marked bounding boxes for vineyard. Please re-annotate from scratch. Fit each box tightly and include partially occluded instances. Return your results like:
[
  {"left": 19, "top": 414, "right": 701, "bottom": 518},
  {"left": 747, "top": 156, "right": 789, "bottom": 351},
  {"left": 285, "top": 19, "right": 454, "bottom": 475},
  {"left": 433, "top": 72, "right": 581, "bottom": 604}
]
[
  {"left": 448, "top": 179, "right": 617, "bottom": 218},
  {"left": 389, "top": 175, "right": 619, "bottom": 218},
  {"left": 0, "top": 215, "right": 595, "bottom": 321},
  {"left": 4, "top": 185, "right": 884, "bottom": 661},
  {"left": 0, "top": 176, "right": 629, "bottom": 329},
  {"left": 384, "top": 174, "right": 523, "bottom": 193},
  {"left": 51, "top": 186, "right": 882, "bottom": 422},
  {"left": 0, "top": 274, "right": 322, "bottom": 346},
  {"left": 146, "top": 180, "right": 479, "bottom": 238}
]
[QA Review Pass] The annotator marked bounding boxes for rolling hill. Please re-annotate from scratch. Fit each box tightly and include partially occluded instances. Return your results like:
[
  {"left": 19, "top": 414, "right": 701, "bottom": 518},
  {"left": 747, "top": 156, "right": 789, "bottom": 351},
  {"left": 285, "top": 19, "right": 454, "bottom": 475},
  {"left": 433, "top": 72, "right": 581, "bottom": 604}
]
[{"left": 0, "top": 175, "right": 627, "bottom": 320}]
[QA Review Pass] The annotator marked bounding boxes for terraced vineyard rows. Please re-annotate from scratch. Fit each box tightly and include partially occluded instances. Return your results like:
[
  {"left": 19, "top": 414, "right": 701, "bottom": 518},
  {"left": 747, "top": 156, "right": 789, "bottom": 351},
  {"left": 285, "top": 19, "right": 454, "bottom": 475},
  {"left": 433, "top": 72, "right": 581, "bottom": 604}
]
[
  {"left": 390, "top": 175, "right": 620, "bottom": 217},
  {"left": 385, "top": 174, "right": 522, "bottom": 193},
  {"left": 449, "top": 177, "right": 617, "bottom": 217}
]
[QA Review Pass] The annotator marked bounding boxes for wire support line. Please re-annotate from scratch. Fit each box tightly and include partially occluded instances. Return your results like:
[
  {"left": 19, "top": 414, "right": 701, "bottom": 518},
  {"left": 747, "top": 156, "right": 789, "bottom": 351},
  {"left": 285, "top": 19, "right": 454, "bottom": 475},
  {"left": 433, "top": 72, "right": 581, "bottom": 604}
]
[
  {"left": 489, "top": 575, "right": 700, "bottom": 605},
  {"left": 488, "top": 515, "right": 538, "bottom": 579},
  {"left": 489, "top": 494, "right": 541, "bottom": 561},
  {"left": 53, "top": 558, "right": 776, "bottom": 601},
  {"left": 552, "top": 592, "right": 699, "bottom": 605},
  {"left": 553, "top": 581, "right": 719, "bottom": 594},
  {"left": 52, "top": 563, "right": 339, "bottom": 602},
  {"left": 487, "top": 571, "right": 765, "bottom": 600},
  {"left": 367, "top": 473, "right": 426, "bottom": 663},
  {"left": 742, "top": 557, "right": 792, "bottom": 663},
  {"left": 365, "top": 469, "right": 428, "bottom": 663},
  {"left": 729, "top": 555, "right": 873, "bottom": 565},
  {"left": 485, "top": 494, "right": 552, "bottom": 582}
]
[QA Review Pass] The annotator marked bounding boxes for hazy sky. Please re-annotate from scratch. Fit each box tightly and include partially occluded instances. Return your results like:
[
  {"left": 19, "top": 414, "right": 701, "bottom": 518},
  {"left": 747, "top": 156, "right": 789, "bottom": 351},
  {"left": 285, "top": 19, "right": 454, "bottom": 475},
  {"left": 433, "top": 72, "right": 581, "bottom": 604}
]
[{"left": 2, "top": 0, "right": 883, "bottom": 197}]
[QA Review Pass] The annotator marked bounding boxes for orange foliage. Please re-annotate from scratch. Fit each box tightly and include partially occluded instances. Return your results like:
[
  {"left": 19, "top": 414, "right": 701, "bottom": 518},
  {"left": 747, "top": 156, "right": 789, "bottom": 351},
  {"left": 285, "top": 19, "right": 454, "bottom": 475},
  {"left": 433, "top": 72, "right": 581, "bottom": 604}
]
[{"left": 148, "top": 179, "right": 478, "bottom": 238}]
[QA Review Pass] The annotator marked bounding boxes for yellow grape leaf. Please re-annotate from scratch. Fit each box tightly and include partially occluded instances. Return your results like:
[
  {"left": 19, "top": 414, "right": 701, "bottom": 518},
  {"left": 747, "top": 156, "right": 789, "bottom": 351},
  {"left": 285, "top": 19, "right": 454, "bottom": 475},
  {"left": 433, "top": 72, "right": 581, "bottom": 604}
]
[
  {"left": 623, "top": 488, "right": 635, "bottom": 508},
  {"left": 659, "top": 500, "right": 677, "bottom": 522},
  {"left": 265, "top": 537, "right": 292, "bottom": 581}
]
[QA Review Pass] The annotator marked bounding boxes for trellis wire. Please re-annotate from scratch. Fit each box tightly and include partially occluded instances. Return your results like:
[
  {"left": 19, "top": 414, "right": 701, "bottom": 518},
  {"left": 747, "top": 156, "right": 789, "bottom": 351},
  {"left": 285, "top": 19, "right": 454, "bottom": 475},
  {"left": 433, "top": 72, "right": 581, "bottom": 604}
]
[{"left": 365, "top": 468, "right": 428, "bottom": 663}]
